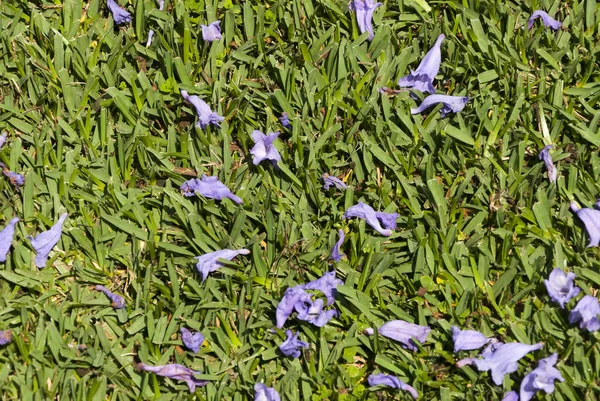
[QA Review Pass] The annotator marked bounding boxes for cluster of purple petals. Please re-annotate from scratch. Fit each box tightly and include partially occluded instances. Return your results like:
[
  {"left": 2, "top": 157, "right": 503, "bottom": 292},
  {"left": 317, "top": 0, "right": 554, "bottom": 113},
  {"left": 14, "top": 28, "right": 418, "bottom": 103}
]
[
  {"left": 180, "top": 327, "right": 204, "bottom": 353},
  {"left": 343, "top": 202, "right": 398, "bottom": 236},
  {"left": 180, "top": 175, "right": 242, "bottom": 204}
]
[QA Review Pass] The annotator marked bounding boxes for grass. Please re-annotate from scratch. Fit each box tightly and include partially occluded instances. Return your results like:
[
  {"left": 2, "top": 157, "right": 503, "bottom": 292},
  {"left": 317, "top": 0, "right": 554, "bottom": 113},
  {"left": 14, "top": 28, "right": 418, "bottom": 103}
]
[{"left": 1, "top": 0, "right": 600, "bottom": 399}]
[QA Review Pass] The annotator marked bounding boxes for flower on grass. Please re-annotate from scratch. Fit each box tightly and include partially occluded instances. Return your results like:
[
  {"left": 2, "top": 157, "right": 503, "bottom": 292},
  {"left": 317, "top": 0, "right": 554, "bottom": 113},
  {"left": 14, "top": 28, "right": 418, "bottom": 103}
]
[
  {"left": 398, "top": 34, "right": 445, "bottom": 94},
  {"left": 250, "top": 130, "right": 281, "bottom": 166},
  {"left": 411, "top": 94, "right": 470, "bottom": 117},
  {"left": 302, "top": 270, "right": 344, "bottom": 305},
  {"left": 106, "top": 0, "right": 132, "bottom": 25},
  {"left": 349, "top": 0, "right": 382, "bottom": 41},
  {"left": 0, "top": 330, "right": 12, "bottom": 345},
  {"left": 365, "top": 320, "right": 430, "bottom": 351},
  {"left": 157, "top": 0, "right": 164, "bottom": 10},
  {"left": 502, "top": 391, "right": 519, "bottom": 401},
  {"left": 194, "top": 249, "right": 250, "bottom": 282},
  {"left": 528, "top": 10, "right": 562, "bottom": 31},
  {"left": 568, "top": 295, "right": 600, "bottom": 332},
  {"left": 95, "top": 285, "right": 126, "bottom": 309},
  {"left": 137, "top": 363, "right": 208, "bottom": 393},
  {"left": 0, "top": 162, "right": 24, "bottom": 187},
  {"left": 520, "top": 353, "right": 564, "bottom": 401},
  {"left": 0, "top": 217, "right": 19, "bottom": 262},
  {"left": 279, "top": 329, "right": 308, "bottom": 358},
  {"left": 456, "top": 341, "right": 543, "bottom": 385},
  {"left": 570, "top": 201, "right": 600, "bottom": 247},
  {"left": 544, "top": 268, "right": 580, "bottom": 308},
  {"left": 343, "top": 202, "right": 397, "bottom": 236},
  {"left": 322, "top": 174, "right": 348, "bottom": 190},
  {"left": 0, "top": 131, "right": 7, "bottom": 149},
  {"left": 180, "top": 175, "right": 242, "bottom": 204},
  {"left": 254, "top": 383, "right": 280, "bottom": 401},
  {"left": 539, "top": 145, "right": 557, "bottom": 183},
  {"left": 295, "top": 297, "right": 338, "bottom": 327},
  {"left": 276, "top": 277, "right": 341, "bottom": 328},
  {"left": 27, "top": 213, "right": 68, "bottom": 268},
  {"left": 276, "top": 286, "right": 313, "bottom": 328},
  {"left": 279, "top": 112, "right": 291, "bottom": 129},
  {"left": 201, "top": 21, "right": 222, "bottom": 42},
  {"left": 451, "top": 326, "right": 491, "bottom": 352},
  {"left": 180, "top": 327, "right": 204, "bottom": 353},
  {"left": 367, "top": 373, "right": 418, "bottom": 399},
  {"left": 330, "top": 229, "right": 345, "bottom": 262},
  {"left": 146, "top": 30, "right": 154, "bottom": 47},
  {"left": 180, "top": 90, "right": 224, "bottom": 129}
]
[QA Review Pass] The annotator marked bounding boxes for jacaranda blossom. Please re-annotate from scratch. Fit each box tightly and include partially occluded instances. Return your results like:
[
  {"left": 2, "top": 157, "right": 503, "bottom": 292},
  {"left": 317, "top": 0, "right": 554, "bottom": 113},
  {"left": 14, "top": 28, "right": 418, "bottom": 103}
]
[
  {"left": 520, "top": 353, "right": 564, "bottom": 401},
  {"left": 276, "top": 281, "right": 339, "bottom": 328},
  {"left": 276, "top": 286, "right": 313, "bottom": 328},
  {"left": 569, "top": 295, "right": 600, "bottom": 332},
  {"left": 157, "top": 0, "right": 164, "bottom": 11},
  {"left": 254, "top": 383, "right": 280, "bottom": 401},
  {"left": 194, "top": 248, "right": 250, "bottom": 282},
  {"left": 180, "top": 90, "right": 224, "bottom": 129},
  {"left": 302, "top": 270, "right": 344, "bottom": 305},
  {"left": 366, "top": 320, "right": 430, "bottom": 351},
  {"left": 0, "top": 217, "right": 19, "bottom": 263},
  {"left": 539, "top": 145, "right": 557, "bottom": 183},
  {"left": 349, "top": 0, "right": 382, "bottom": 41},
  {"left": 295, "top": 297, "right": 338, "bottom": 327},
  {"left": 279, "top": 112, "right": 291, "bottom": 129},
  {"left": 544, "top": 268, "right": 580, "bottom": 308},
  {"left": 451, "top": 326, "right": 491, "bottom": 352},
  {"left": 146, "top": 30, "right": 154, "bottom": 47},
  {"left": 0, "top": 330, "right": 12, "bottom": 345},
  {"left": 343, "top": 202, "right": 397, "bottom": 236},
  {"left": 330, "top": 229, "right": 345, "bottom": 262},
  {"left": 322, "top": 174, "right": 348, "bottom": 190},
  {"left": 180, "top": 175, "right": 242, "bottom": 204},
  {"left": 279, "top": 329, "right": 308, "bottom": 358},
  {"left": 456, "top": 341, "right": 543, "bottom": 385},
  {"left": 27, "top": 213, "right": 68, "bottom": 268},
  {"left": 137, "top": 363, "right": 208, "bottom": 392},
  {"left": 201, "top": 21, "right": 222, "bottom": 42},
  {"left": 95, "top": 285, "right": 126, "bottom": 309},
  {"left": 502, "top": 391, "right": 519, "bottom": 401},
  {"left": 411, "top": 94, "right": 470, "bottom": 118},
  {"left": 0, "top": 162, "right": 24, "bottom": 187},
  {"left": 0, "top": 131, "right": 6, "bottom": 149},
  {"left": 367, "top": 373, "right": 418, "bottom": 399},
  {"left": 180, "top": 327, "right": 204, "bottom": 353},
  {"left": 398, "top": 34, "right": 445, "bottom": 94},
  {"left": 570, "top": 201, "right": 600, "bottom": 247},
  {"left": 250, "top": 130, "right": 281, "bottom": 166},
  {"left": 106, "top": 0, "right": 131, "bottom": 25},
  {"left": 528, "top": 10, "right": 562, "bottom": 31}
]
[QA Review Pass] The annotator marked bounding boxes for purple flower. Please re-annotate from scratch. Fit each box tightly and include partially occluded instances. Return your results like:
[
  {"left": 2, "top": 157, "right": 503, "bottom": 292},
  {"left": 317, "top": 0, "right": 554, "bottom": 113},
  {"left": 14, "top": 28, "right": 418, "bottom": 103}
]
[
  {"left": 451, "top": 326, "right": 490, "bottom": 352},
  {"left": 180, "top": 327, "right": 204, "bottom": 353},
  {"left": 279, "top": 329, "right": 308, "bottom": 358},
  {"left": 0, "top": 217, "right": 19, "bottom": 263},
  {"left": 106, "top": 0, "right": 132, "bottom": 25},
  {"left": 254, "top": 383, "right": 280, "bottom": 401},
  {"left": 569, "top": 295, "right": 600, "bottom": 332},
  {"left": 180, "top": 90, "right": 224, "bottom": 129},
  {"left": 520, "top": 353, "right": 564, "bottom": 401},
  {"left": 157, "top": 0, "right": 164, "bottom": 11},
  {"left": 539, "top": 145, "right": 557, "bottom": 183},
  {"left": 411, "top": 94, "right": 470, "bottom": 118},
  {"left": 302, "top": 270, "right": 344, "bottom": 305},
  {"left": 366, "top": 320, "right": 430, "bottom": 351},
  {"left": 27, "top": 213, "right": 68, "bottom": 269},
  {"left": 398, "top": 34, "right": 445, "bottom": 94},
  {"left": 275, "top": 284, "right": 338, "bottom": 328},
  {"left": 180, "top": 175, "right": 242, "bottom": 204},
  {"left": 146, "top": 30, "right": 154, "bottom": 47},
  {"left": 95, "top": 285, "right": 126, "bottom": 309},
  {"left": 367, "top": 373, "right": 418, "bottom": 399},
  {"left": 194, "top": 248, "right": 250, "bottom": 282},
  {"left": 528, "top": 10, "right": 562, "bottom": 31},
  {"left": 295, "top": 298, "right": 338, "bottom": 327},
  {"left": 570, "top": 201, "right": 600, "bottom": 247},
  {"left": 330, "top": 229, "right": 345, "bottom": 262},
  {"left": 276, "top": 286, "right": 312, "bottom": 328},
  {"left": 322, "top": 174, "right": 348, "bottom": 190},
  {"left": 201, "top": 21, "right": 222, "bottom": 42},
  {"left": 343, "top": 202, "right": 396, "bottom": 236},
  {"left": 0, "top": 162, "right": 25, "bottom": 187},
  {"left": 0, "top": 131, "right": 7, "bottom": 149},
  {"left": 544, "top": 268, "right": 580, "bottom": 308},
  {"left": 250, "top": 130, "right": 281, "bottom": 166},
  {"left": 502, "top": 391, "right": 519, "bottom": 401},
  {"left": 137, "top": 363, "right": 208, "bottom": 392},
  {"left": 279, "top": 112, "right": 291, "bottom": 129},
  {"left": 456, "top": 342, "right": 543, "bottom": 385},
  {"left": 0, "top": 330, "right": 12, "bottom": 345},
  {"left": 349, "top": 0, "right": 382, "bottom": 41}
]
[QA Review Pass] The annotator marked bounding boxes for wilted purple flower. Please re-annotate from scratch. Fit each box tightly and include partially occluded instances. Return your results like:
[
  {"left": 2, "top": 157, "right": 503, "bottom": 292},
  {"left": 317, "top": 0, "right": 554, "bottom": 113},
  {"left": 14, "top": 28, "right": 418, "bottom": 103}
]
[
  {"left": 528, "top": 10, "right": 562, "bottom": 31},
  {"left": 456, "top": 342, "right": 543, "bottom": 385},
  {"left": 451, "top": 326, "right": 490, "bottom": 352},
  {"left": 0, "top": 330, "right": 12, "bottom": 345},
  {"left": 279, "top": 329, "right": 308, "bottom": 358},
  {"left": 349, "top": 0, "right": 382, "bottom": 41},
  {"left": 0, "top": 162, "right": 25, "bottom": 187},
  {"left": 343, "top": 202, "right": 396, "bottom": 236},
  {"left": 194, "top": 248, "right": 250, "bottom": 282},
  {"left": 520, "top": 353, "right": 564, "bottom": 401},
  {"left": 366, "top": 320, "right": 430, "bottom": 351},
  {"left": 411, "top": 94, "right": 470, "bottom": 118},
  {"left": 544, "top": 268, "right": 580, "bottom": 308},
  {"left": 157, "top": 0, "right": 164, "bottom": 11},
  {"left": 279, "top": 112, "right": 291, "bottom": 129},
  {"left": 180, "top": 175, "right": 242, "bottom": 204},
  {"left": 0, "top": 217, "right": 19, "bottom": 263},
  {"left": 322, "top": 174, "right": 348, "bottom": 190},
  {"left": 276, "top": 286, "right": 312, "bottom": 328},
  {"left": 569, "top": 295, "right": 600, "bottom": 332},
  {"left": 295, "top": 297, "right": 338, "bottom": 327},
  {"left": 302, "top": 270, "right": 344, "bottom": 305},
  {"left": 27, "top": 213, "right": 68, "bottom": 268},
  {"left": 180, "top": 90, "right": 224, "bottom": 129},
  {"left": 330, "top": 229, "right": 345, "bottom": 262},
  {"left": 137, "top": 363, "right": 208, "bottom": 392},
  {"left": 201, "top": 21, "right": 222, "bottom": 42},
  {"left": 539, "top": 145, "right": 557, "bottom": 183},
  {"left": 180, "top": 327, "right": 204, "bottom": 353},
  {"left": 250, "top": 130, "right": 281, "bottom": 166},
  {"left": 398, "top": 34, "right": 445, "bottom": 94},
  {"left": 502, "top": 391, "right": 519, "bottom": 401},
  {"left": 0, "top": 131, "right": 7, "bottom": 149},
  {"left": 106, "top": 0, "right": 132, "bottom": 25},
  {"left": 95, "top": 285, "right": 126, "bottom": 309},
  {"left": 146, "top": 30, "right": 154, "bottom": 47},
  {"left": 367, "top": 373, "right": 418, "bottom": 399},
  {"left": 570, "top": 201, "right": 600, "bottom": 247},
  {"left": 254, "top": 383, "right": 281, "bottom": 401}
]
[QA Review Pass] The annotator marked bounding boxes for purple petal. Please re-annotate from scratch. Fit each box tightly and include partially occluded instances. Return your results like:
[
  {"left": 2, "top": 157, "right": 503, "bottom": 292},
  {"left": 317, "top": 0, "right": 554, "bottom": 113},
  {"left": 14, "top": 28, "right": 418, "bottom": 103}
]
[
  {"left": 322, "top": 174, "right": 348, "bottom": 190},
  {"left": 398, "top": 34, "right": 445, "bottom": 94},
  {"left": 106, "top": 0, "right": 132, "bottom": 25},
  {"left": 276, "top": 286, "right": 312, "bottom": 328},
  {"left": 0, "top": 217, "right": 19, "bottom": 263},
  {"left": 343, "top": 202, "right": 393, "bottom": 236},
  {"left": 254, "top": 383, "right": 281, "bottom": 401},
  {"left": 194, "top": 249, "right": 250, "bottom": 282},
  {"left": 368, "top": 373, "right": 418, "bottom": 399},
  {"left": 95, "top": 285, "right": 126, "bottom": 309},
  {"left": 201, "top": 21, "right": 222, "bottom": 42},
  {"left": 528, "top": 10, "right": 562, "bottom": 30},
  {"left": 27, "top": 213, "right": 68, "bottom": 269},
  {"left": 302, "top": 270, "right": 344, "bottom": 305},
  {"left": 451, "top": 326, "right": 490, "bottom": 352},
  {"left": 350, "top": 0, "right": 382, "bottom": 41},
  {"left": 502, "top": 391, "right": 519, "bottom": 401},
  {"left": 569, "top": 295, "right": 600, "bottom": 332},
  {"left": 330, "top": 230, "right": 345, "bottom": 262},
  {"left": 250, "top": 130, "right": 281, "bottom": 166},
  {"left": 295, "top": 298, "right": 337, "bottom": 327},
  {"left": 279, "top": 112, "right": 291, "bottom": 129},
  {"left": 411, "top": 94, "right": 470, "bottom": 117},
  {"left": 0, "top": 131, "right": 7, "bottom": 149},
  {"left": 180, "top": 90, "right": 224, "bottom": 129},
  {"left": 157, "top": 0, "right": 164, "bottom": 10},
  {"left": 520, "top": 353, "right": 564, "bottom": 401},
  {"left": 538, "top": 145, "right": 557, "bottom": 183},
  {"left": 3, "top": 170, "right": 24, "bottom": 187},
  {"left": 375, "top": 211, "right": 398, "bottom": 230},
  {"left": 146, "top": 30, "right": 155, "bottom": 47},
  {"left": 138, "top": 363, "right": 208, "bottom": 392},
  {"left": 570, "top": 201, "right": 600, "bottom": 247},
  {"left": 180, "top": 327, "right": 204, "bottom": 353},
  {"left": 373, "top": 320, "right": 431, "bottom": 351},
  {"left": 544, "top": 268, "right": 580, "bottom": 308},
  {"left": 278, "top": 329, "right": 309, "bottom": 358},
  {"left": 180, "top": 175, "right": 242, "bottom": 203},
  {"left": 0, "top": 330, "right": 12, "bottom": 345}
]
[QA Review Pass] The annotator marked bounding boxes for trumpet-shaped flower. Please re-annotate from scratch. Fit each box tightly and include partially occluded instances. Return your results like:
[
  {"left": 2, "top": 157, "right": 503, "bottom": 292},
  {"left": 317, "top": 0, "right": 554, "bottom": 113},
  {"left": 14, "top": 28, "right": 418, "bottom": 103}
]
[
  {"left": 539, "top": 145, "right": 557, "bottom": 183},
  {"left": 0, "top": 217, "right": 19, "bottom": 262},
  {"left": 520, "top": 353, "right": 564, "bottom": 401},
  {"left": 330, "top": 229, "right": 345, "bottom": 262},
  {"left": 201, "top": 21, "right": 222, "bottom": 42},
  {"left": 343, "top": 202, "right": 397, "bottom": 236},
  {"left": 254, "top": 383, "right": 280, "bottom": 401},
  {"left": 194, "top": 249, "right": 250, "bottom": 282},
  {"left": 27, "top": 213, "right": 68, "bottom": 268},
  {"left": 544, "top": 268, "right": 580, "bottom": 308},
  {"left": 322, "top": 174, "right": 348, "bottom": 190},
  {"left": 250, "top": 130, "right": 281, "bottom": 166},
  {"left": 95, "top": 285, "right": 126, "bottom": 309},
  {"left": 569, "top": 295, "right": 600, "bottom": 332},
  {"left": 398, "top": 34, "right": 445, "bottom": 94},
  {"left": 367, "top": 373, "right": 418, "bottom": 399},
  {"left": 411, "top": 94, "right": 470, "bottom": 118},
  {"left": 451, "top": 326, "right": 491, "bottom": 352},
  {"left": 276, "top": 286, "right": 313, "bottom": 328},
  {"left": 528, "top": 10, "right": 562, "bottom": 31},
  {"left": 180, "top": 175, "right": 242, "bottom": 204},
  {"left": 279, "top": 329, "right": 308, "bottom": 358},
  {"left": 295, "top": 297, "right": 338, "bottom": 327},
  {"left": 302, "top": 270, "right": 343, "bottom": 305},
  {"left": 349, "top": 0, "right": 382, "bottom": 41},
  {"left": 366, "top": 320, "right": 430, "bottom": 351},
  {"left": 137, "top": 363, "right": 208, "bottom": 392},
  {"left": 570, "top": 201, "right": 600, "bottom": 247},
  {"left": 181, "top": 90, "right": 224, "bottom": 129},
  {"left": 106, "top": 0, "right": 131, "bottom": 25},
  {"left": 180, "top": 327, "right": 204, "bottom": 353}
]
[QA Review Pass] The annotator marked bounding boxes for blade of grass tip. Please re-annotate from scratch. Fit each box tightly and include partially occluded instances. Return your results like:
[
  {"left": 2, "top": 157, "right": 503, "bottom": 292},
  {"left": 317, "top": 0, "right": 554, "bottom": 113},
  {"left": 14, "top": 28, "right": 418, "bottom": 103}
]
[{"left": 537, "top": 103, "right": 552, "bottom": 145}]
